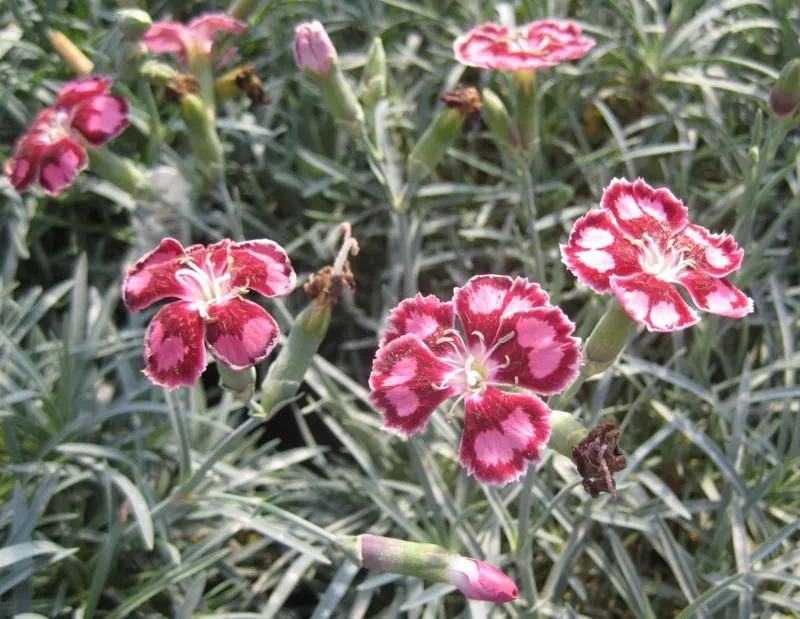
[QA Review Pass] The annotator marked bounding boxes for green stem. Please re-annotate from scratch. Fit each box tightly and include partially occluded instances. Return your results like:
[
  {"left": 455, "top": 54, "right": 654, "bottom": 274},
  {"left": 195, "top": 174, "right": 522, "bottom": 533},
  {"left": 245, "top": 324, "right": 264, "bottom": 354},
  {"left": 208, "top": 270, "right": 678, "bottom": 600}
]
[
  {"left": 397, "top": 210, "right": 418, "bottom": 298},
  {"left": 547, "top": 369, "right": 588, "bottom": 411},
  {"left": 515, "top": 70, "right": 537, "bottom": 154},
  {"left": 164, "top": 389, "right": 192, "bottom": 484},
  {"left": 519, "top": 160, "right": 547, "bottom": 286}
]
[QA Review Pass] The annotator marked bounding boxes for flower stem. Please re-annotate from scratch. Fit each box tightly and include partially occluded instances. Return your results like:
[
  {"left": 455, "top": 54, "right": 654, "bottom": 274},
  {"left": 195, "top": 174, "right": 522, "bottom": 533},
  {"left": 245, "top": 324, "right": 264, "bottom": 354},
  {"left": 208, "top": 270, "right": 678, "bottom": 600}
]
[
  {"left": 164, "top": 388, "right": 192, "bottom": 484},
  {"left": 519, "top": 160, "right": 547, "bottom": 286},
  {"left": 514, "top": 70, "right": 537, "bottom": 153}
]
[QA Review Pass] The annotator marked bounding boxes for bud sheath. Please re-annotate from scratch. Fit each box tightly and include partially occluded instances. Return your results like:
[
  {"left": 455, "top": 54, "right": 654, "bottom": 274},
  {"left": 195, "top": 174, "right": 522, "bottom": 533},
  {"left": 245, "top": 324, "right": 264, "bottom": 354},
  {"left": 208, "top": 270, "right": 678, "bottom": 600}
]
[{"left": 769, "top": 58, "right": 800, "bottom": 118}]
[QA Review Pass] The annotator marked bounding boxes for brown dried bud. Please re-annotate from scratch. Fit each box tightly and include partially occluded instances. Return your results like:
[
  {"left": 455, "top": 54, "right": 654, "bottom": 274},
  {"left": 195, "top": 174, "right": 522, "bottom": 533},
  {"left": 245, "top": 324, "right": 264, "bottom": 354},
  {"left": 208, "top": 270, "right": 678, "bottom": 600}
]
[
  {"left": 304, "top": 222, "right": 359, "bottom": 308},
  {"left": 234, "top": 64, "right": 269, "bottom": 108},
  {"left": 572, "top": 422, "right": 627, "bottom": 499},
  {"left": 441, "top": 87, "right": 482, "bottom": 131},
  {"left": 164, "top": 74, "right": 201, "bottom": 103}
]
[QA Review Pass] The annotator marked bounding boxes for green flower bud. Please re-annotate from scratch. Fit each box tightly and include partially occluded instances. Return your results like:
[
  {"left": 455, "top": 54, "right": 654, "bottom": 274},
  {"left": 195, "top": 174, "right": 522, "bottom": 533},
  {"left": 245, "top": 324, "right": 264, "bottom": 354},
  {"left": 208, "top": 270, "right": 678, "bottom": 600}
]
[
  {"left": 583, "top": 299, "right": 637, "bottom": 376},
  {"left": 86, "top": 148, "right": 156, "bottom": 199},
  {"left": 769, "top": 58, "right": 800, "bottom": 117},
  {"left": 139, "top": 60, "right": 181, "bottom": 86},
  {"left": 481, "top": 88, "right": 518, "bottom": 151},
  {"left": 179, "top": 93, "right": 224, "bottom": 169},
  {"left": 117, "top": 8, "right": 152, "bottom": 41},
  {"left": 407, "top": 87, "right": 481, "bottom": 183},
  {"left": 361, "top": 37, "right": 388, "bottom": 106}
]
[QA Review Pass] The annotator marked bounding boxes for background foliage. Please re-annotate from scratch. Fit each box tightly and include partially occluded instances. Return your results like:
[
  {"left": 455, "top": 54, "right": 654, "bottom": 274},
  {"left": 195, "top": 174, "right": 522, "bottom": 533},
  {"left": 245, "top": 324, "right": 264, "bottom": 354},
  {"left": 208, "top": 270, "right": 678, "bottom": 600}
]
[{"left": 1, "top": 0, "right": 799, "bottom": 617}]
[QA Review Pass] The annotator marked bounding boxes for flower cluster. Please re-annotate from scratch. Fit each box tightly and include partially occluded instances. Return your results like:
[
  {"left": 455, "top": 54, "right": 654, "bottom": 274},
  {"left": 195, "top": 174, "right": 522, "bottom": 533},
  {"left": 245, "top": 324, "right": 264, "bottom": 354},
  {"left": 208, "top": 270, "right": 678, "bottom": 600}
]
[
  {"left": 122, "top": 238, "right": 296, "bottom": 389},
  {"left": 369, "top": 275, "right": 581, "bottom": 484},
  {"left": 454, "top": 20, "right": 595, "bottom": 72},
  {"left": 4, "top": 77, "right": 130, "bottom": 196},
  {"left": 561, "top": 178, "right": 753, "bottom": 332}
]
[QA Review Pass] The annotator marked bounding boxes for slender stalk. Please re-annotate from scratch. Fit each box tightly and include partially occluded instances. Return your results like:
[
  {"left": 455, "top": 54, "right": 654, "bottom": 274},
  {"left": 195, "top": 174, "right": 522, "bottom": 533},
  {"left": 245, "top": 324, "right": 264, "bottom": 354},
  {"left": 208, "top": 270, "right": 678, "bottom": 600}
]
[
  {"left": 519, "top": 160, "right": 547, "bottom": 286},
  {"left": 164, "top": 389, "right": 192, "bottom": 484},
  {"left": 516, "top": 467, "right": 539, "bottom": 607}
]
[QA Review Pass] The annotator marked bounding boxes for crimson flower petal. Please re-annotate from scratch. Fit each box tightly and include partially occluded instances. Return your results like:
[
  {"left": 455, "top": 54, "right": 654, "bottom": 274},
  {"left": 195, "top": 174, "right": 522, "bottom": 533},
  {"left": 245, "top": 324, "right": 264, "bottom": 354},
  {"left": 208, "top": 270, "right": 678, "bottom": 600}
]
[
  {"left": 460, "top": 387, "right": 551, "bottom": 485},
  {"left": 677, "top": 271, "right": 753, "bottom": 319},
  {"left": 560, "top": 208, "right": 640, "bottom": 293},
  {"left": 454, "top": 275, "right": 550, "bottom": 349},
  {"left": 143, "top": 22, "right": 192, "bottom": 55},
  {"left": 610, "top": 272, "right": 700, "bottom": 332},
  {"left": 369, "top": 334, "right": 458, "bottom": 436},
  {"left": 123, "top": 238, "right": 191, "bottom": 312},
  {"left": 144, "top": 301, "right": 207, "bottom": 388},
  {"left": 56, "top": 76, "right": 111, "bottom": 108},
  {"left": 379, "top": 293, "right": 456, "bottom": 357},
  {"left": 491, "top": 307, "right": 581, "bottom": 395},
  {"left": 38, "top": 137, "right": 88, "bottom": 196},
  {"left": 228, "top": 240, "right": 297, "bottom": 298},
  {"left": 673, "top": 223, "right": 744, "bottom": 277},
  {"left": 601, "top": 178, "right": 688, "bottom": 243},
  {"left": 188, "top": 13, "right": 247, "bottom": 47},
  {"left": 206, "top": 298, "right": 279, "bottom": 370},
  {"left": 70, "top": 94, "right": 131, "bottom": 146}
]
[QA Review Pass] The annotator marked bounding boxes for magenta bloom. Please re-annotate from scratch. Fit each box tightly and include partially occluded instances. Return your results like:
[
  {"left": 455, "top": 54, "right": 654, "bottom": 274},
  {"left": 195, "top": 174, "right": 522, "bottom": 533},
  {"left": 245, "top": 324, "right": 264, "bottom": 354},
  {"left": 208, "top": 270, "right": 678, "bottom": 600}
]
[
  {"left": 123, "top": 238, "right": 296, "bottom": 389},
  {"left": 293, "top": 21, "right": 337, "bottom": 76},
  {"left": 143, "top": 13, "right": 247, "bottom": 66},
  {"left": 446, "top": 556, "right": 519, "bottom": 603},
  {"left": 561, "top": 178, "right": 754, "bottom": 332},
  {"left": 454, "top": 20, "right": 595, "bottom": 72},
  {"left": 4, "top": 77, "right": 130, "bottom": 196},
  {"left": 369, "top": 276, "right": 581, "bottom": 484}
]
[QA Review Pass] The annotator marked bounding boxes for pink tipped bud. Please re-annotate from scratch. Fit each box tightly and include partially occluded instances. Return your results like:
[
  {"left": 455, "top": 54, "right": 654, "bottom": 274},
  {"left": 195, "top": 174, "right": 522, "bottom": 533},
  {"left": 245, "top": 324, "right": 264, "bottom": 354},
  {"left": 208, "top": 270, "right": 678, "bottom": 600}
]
[
  {"left": 345, "top": 534, "right": 518, "bottom": 604},
  {"left": 293, "top": 21, "right": 337, "bottom": 76},
  {"left": 446, "top": 556, "right": 519, "bottom": 603}
]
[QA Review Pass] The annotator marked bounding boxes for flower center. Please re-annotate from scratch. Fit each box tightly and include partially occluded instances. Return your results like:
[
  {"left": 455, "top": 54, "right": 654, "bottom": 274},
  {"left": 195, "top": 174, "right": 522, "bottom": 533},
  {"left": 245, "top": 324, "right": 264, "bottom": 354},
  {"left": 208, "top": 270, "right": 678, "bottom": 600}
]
[
  {"left": 434, "top": 329, "right": 515, "bottom": 397},
  {"left": 175, "top": 255, "right": 239, "bottom": 317},
  {"left": 637, "top": 235, "right": 689, "bottom": 281},
  {"left": 43, "top": 110, "right": 72, "bottom": 144}
]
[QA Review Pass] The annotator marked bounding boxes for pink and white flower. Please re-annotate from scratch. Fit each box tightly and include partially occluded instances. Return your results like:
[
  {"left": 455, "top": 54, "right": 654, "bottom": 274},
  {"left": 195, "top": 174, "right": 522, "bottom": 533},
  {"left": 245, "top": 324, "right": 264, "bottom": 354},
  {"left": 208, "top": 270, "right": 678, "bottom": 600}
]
[
  {"left": 123, "top": 238, "right": 296, "bottom": 389},
  {"left": 561, "top": 178, "right": 754, "bottom": 332},
  {"left": 454, "top": 20, "right": 595, "bottom": 72},
  {"left": 293, "top": 21, "right": 337, "bottom": 77},
  {"left": 4, "top": 77, "right": 130, "bottom": 196},
  {"left": 369, "top": 276, "right": 581, "bottom": 484},
  {"left": 143, "top": 13, "right": 247, "bottom": 66}
]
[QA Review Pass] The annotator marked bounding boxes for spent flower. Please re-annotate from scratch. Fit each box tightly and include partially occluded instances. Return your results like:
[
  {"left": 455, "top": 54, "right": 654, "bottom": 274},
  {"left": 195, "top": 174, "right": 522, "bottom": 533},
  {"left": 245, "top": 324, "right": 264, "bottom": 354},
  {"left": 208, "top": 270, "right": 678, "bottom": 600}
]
[
  {"left": 4, "top": 77, "right": 130, "bottom": 196},
  {"left": 561, "top": 178, "right": 753, "bottom": 332},
  {"left": 369, "top": 275, "right": 580, "bottom": 484},
  {"left": 123, "top": 238, "right": 296, "bottom": 389},
  {"left": 454, "top": 20, "right": 595, "bottom": 72}
]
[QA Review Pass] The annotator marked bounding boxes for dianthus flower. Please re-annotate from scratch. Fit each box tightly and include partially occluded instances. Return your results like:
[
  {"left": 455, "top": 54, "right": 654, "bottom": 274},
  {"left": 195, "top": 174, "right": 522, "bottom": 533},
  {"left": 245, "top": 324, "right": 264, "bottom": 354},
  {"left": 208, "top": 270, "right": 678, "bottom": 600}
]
[
  {"left": 143, "top": 13, "right": 246, "bottom": 66},
  {"left": 293, "top": 21, "right": 337, "bottom": 77},
  {"left": 561, "top": 178, "right": 753, "bottom": 332},
  {"left": 369, "top": 276, "right": 580, "bottom": 484},
  {"left": 453, "top": 20, "right": 595, "bottom": 72},
  {"left": 4, "top": 77, "right": 130, "bottom": 196},
  {"left": 123, "top": 238, "right": 296, "bottom": 389}
]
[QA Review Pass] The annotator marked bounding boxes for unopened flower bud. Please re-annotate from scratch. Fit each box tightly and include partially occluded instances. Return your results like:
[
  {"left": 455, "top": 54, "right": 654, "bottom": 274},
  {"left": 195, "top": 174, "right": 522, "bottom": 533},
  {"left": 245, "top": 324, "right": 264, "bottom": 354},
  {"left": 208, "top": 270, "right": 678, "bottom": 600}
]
[
  {"left": 345, "top": 535, "right": 518, "bottom": 603},
  {"left": 117, "top": 8, "right": 152, "bottom": 41},
  {"left": 481, "top": 88, "right": 518, "bottom": 151},
  {"left": 769, "top": 58, "right": 800, "bottom": 117},
  {"left": 549, "top": 411, "right": 627, "bottom": 499},
  {"left": 407, "top": 87, "right": 480, "bottom": 183},
  {"left": 293, "top": 21, "right": 336, "bottom": 77},
  {"left": 47, "top": 29, "right": 94, "bottom": 77},
  {"left": 583, "top": 299, "right": 637, "bottom": 376},
  {"left": 179, "top": 93, "right": 224, "bottom": 168},
  {"left": 139, "top": 60, "right": 181, "bottom": 86},
  {"left": 361, "top": 37, "right": 388, "bottom": 106}
]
